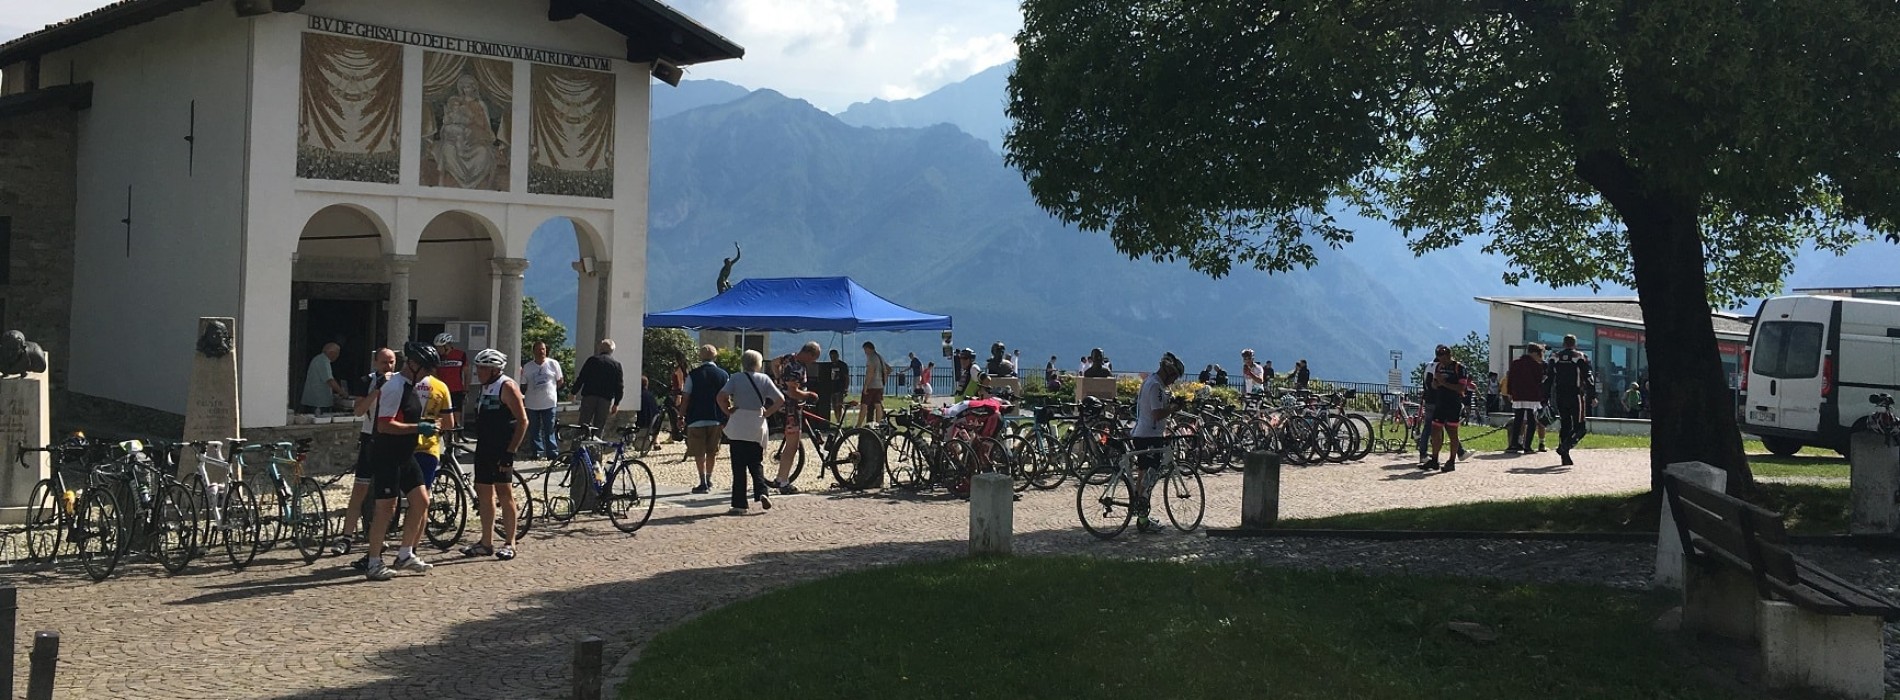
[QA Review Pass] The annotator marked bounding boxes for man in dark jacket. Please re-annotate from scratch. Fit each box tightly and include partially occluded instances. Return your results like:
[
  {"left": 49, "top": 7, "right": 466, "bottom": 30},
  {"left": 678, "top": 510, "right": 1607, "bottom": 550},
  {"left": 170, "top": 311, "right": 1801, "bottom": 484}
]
[
  {"left": 678, "top": 344, "right": 730, "bottom": 494},
  {"left": 572, "top": 339, "right": 625, "bottom": 430},
  {"left": 1542, "top": 334, "right": 1597, "bottom": 466},
  {"left": 1506, "top": 344, "right": 1547, "bottom": 454}
]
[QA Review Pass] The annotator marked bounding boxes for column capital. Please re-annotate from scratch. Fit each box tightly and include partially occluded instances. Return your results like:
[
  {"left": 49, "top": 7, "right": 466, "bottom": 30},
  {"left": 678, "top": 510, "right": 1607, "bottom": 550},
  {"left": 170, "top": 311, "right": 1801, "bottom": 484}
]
[
  {"left": 386, "top": 254, "right": 419, "bottom": 275},
  {"left": 490, "top": 257, "right": 530, "bottom": 276}
]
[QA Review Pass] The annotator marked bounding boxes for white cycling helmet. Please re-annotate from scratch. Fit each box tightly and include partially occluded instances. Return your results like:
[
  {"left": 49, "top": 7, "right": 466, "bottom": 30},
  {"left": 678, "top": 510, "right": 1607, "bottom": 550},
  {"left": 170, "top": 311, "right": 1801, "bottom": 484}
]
[
  {"left": 433, "top": 332, "right": 455, "bottom": 346},
  {"left": 474, "top": 348, "right": 508, "bottom": 368}
]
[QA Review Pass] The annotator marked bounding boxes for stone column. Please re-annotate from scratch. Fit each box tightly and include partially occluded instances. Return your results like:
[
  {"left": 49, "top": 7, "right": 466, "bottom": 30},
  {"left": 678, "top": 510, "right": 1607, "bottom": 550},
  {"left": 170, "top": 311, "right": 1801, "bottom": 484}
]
[
  {"left": 573, "top": 259, "right": 600, "bottom": 359},
  {"left": 592, "top": 260, "right": 613, "bottom": 350},
  {"left": 386, "top": 254, "right": 416, "bottom": 345},
  {"left": 492, "top": 257, "right": 529, "bottom": 371},
  {"left": 1848, "top": 432, "right": 1898, "bottom": 534}
]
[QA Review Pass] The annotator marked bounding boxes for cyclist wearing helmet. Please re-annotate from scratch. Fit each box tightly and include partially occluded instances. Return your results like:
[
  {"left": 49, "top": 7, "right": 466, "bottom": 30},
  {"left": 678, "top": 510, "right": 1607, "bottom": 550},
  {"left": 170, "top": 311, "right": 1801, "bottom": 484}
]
[
  {"left": 466, "top": 348, "right": 526, "bottom": 560},
  {"left": 432, "top": 332, "right": 469, "bottom": 415},
  {"left": 364, "top": 341, "right": 443, "bottom": 580},
  {"left": 412, "top": 351, "right": 455, "bottom": 505},
  {"left": 1131, "top": 352, "right": 1186, "bottom": 532}
]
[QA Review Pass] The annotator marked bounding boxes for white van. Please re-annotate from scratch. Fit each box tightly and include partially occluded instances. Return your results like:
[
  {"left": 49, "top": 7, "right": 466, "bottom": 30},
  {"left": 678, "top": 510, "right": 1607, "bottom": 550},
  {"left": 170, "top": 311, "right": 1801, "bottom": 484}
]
[{"left": 1742, "top": 295, "right": 1900, "bottom": 456}]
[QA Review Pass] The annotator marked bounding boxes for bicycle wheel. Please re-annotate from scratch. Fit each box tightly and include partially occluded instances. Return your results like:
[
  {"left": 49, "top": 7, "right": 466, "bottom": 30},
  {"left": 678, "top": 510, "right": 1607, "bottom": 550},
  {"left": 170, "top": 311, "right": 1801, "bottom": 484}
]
[
  {"left": 604, "top": 460, "right": 657, "bottom": 534},
  {"left": 885, "top": 432, "right": 923, "bottom": 490},
  {"left": 971, "top": 436, "right": 1027, "bottom": 492},
  {"left": 1075, "top": 465, "right": 1133, "bottom": 539},
  {"left": 507, "top": 469, "right": 536, "bottom": 537},
  {"left": 251, "top": 474, "right": 284, "bottom": 554},
  {"left": 1163, "top": 465, "right": 1206, "bottom": 532},
  {"left": 153, "top": 481, "right": 197, "bottom": 574},
  {"left": 1000, "top": 434, "right": 1043, "bottom": 492},
  {"left": 75, "top": 485, "right": 123, "bottom": 582},
  {"left": 773, "top": 435, "right": 807, "bottom": 485},
  {"left": 291, "top": 477, "right": 330, "bottom": 564},
  {"left": 221, "top": 481, "right": 262, "bottom": 569},
  {"left": 23, "top": 479, "right": 62, "bottom": 566},
  {"left": 542, "top": 452, "right": 581, "bottom": 523},
  {"left": 1196, "top": 423, "right": 1229, "bottom": 475},
  {"left": 825, "top": 427, "right": 884, "bottom": 490},
  {"left": 1345, "top": 414, "right": 1375, "bottom": 461},
  {"left": 426, "top": 467, "right": 468, "bottom": 550}
]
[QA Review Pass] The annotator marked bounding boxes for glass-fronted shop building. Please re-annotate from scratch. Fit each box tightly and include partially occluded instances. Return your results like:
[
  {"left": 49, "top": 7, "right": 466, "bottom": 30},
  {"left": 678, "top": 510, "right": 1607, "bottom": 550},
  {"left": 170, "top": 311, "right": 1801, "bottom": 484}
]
[{"left": 1478, "top": 297, "right": 1753, "bottom": 418}]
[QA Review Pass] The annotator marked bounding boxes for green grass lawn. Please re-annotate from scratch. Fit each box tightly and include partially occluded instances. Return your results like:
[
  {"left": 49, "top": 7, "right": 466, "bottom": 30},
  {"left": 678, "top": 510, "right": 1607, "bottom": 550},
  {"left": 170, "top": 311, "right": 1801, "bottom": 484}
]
[
  {"left": 624, "top": 557, "right": 1747, "bottom": 700},
  {"left": 1280, "top": 483, "right": 1850, "bottom": 535},
  {"left": 1447, "top": 429, "right": 1851, "bottom": 479}
]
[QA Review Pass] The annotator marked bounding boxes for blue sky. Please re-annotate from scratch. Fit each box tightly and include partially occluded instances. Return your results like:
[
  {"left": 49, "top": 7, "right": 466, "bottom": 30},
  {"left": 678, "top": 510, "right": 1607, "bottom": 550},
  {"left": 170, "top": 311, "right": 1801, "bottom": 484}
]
[{"left": 0, "top": 0, "right": 1022, "bottom": 112}]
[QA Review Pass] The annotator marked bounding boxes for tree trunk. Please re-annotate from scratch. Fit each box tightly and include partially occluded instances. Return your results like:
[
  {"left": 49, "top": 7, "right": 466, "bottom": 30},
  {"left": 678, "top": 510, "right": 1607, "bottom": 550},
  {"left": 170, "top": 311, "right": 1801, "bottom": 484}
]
[{"left": 1624, "top": 197, "right": 1752, "bottom": 493}]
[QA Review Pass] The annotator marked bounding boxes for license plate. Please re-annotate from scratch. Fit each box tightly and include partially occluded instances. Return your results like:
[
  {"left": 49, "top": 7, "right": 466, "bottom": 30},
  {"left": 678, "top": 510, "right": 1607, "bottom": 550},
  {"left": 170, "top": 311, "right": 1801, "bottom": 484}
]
[{"left": 1748, "top": 410, "right": 1777, "bottom": 424}]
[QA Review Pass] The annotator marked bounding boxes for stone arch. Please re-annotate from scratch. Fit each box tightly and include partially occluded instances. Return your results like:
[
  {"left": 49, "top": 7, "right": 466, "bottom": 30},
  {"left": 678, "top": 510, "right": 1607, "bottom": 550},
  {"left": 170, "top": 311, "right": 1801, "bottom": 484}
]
[
  {"left": 523, "top": 215, "right": 613, "bottom": 367},
  {"left": 410, "top": 209, "right": 503, "bottom": 356},
  {"left": 287, "top": 204, "right": 397, "bottom": 412}
]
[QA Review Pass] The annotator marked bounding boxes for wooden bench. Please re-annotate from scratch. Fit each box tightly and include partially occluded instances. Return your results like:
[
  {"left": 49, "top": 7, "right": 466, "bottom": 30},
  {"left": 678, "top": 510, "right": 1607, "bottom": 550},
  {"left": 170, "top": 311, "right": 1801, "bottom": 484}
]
[{"left": 1662, "top": 472, "right": 1899, "bottom": 699}]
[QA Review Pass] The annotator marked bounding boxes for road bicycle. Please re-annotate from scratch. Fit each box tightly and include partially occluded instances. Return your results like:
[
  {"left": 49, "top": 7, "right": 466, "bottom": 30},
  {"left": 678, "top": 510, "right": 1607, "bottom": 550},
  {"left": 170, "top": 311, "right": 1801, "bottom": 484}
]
[
  {"left": 881, "top": 406, "right": 968, "bottom": 492},
  {"left": 73, "top": 440, "right": 196, "bottom": 581},
  {"left": 543, "top": 424, "right": 656, "bottom": 533},
  {"left": 180, "top": 439, "right": 264, "bottom": 569},
  {"left": 441, "top": 431, "right": 536, "bottom": 539},
  {"left": 770, "top": 403, "right": 885, "bottom": 491},
  {"left": 17, "top": 433, "right": 104, "bottom": 565},
  {"left": 246, "top": 439, "right": 332, "bottom": 564},
  {"left": 1075, "top": 434, "right": 1204, "bottom": 539}
]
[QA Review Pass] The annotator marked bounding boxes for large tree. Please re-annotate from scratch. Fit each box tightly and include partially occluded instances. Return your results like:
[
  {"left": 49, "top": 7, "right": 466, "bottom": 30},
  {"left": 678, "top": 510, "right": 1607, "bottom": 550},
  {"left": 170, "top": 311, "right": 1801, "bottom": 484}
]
[{"left": 1006, "top": 0, "right": 1900, "bottom": 492}]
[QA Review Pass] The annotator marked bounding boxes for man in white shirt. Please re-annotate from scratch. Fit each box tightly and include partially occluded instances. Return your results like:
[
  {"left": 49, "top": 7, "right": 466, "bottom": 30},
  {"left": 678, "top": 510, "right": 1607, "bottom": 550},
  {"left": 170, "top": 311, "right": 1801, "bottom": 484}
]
[
  {"left": 1132, "top": 353, "right": 1185, "bottom": 532},
  {"left": 520, "top": 341, "right": 564, "bottom": 460},
  {"left": 1240, "top": 349, "right": 1265, "bottom": 394}
]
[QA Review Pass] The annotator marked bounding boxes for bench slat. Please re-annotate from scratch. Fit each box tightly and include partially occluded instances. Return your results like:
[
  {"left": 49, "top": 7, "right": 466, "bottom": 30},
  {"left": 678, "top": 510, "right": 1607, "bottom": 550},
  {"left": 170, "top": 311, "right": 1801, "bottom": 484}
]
[
  {"left": 1752, "top": 534, "right": 1799, "bottom": 583},
  {"left": 1675, "top": 499, "right": 1752, "bottom": 563},
  {"left": 1764, "top": 578, "right": 1861, "bottom": 616},
  {"left": 1790, "top": 557, "right": 1900, "bottom": 617}
]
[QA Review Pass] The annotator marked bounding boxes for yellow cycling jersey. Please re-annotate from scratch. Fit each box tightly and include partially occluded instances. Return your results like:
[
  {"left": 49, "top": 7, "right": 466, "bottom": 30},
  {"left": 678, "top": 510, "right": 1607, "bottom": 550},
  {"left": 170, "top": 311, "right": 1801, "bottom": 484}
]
[{"left": 414, "top": 375, "right": 451, "bottom": 456}]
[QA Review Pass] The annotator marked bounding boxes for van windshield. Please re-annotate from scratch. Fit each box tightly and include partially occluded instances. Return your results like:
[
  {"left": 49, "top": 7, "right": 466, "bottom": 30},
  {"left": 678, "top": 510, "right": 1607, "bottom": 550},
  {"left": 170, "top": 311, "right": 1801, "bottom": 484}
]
[{"left": 1753, "top": 321, "right": 1824, "bottom": 379}]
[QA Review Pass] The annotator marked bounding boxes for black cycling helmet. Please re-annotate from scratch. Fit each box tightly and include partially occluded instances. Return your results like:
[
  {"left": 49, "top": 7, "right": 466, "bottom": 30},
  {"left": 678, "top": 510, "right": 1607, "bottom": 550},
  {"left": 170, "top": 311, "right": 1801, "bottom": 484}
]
[
  {"left": 403, "top": 340, "right": 440, "bottom": 370},
  {"left": 959, "top": 347, "right": 975, "bottom": 358},
  {"left": 1160, "top": 352, "right": 1185, "bottom": 379}
]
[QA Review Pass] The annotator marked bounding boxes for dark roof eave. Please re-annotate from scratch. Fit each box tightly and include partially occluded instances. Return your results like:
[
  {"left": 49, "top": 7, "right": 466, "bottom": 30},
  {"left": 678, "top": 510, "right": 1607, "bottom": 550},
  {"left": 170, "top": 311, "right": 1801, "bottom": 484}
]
[
  {"left": 0, "top": 82, "right": 94, "bottom": 118},
  {"left": 0, "top": 0, "right": 213, "bottom": 68}
]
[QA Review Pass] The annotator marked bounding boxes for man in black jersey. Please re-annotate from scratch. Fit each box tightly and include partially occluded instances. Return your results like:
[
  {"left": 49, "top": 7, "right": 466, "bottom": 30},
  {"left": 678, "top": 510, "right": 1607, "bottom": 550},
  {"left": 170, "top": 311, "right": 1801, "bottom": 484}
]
[{"left": 1542, "top": 334, "right": 1597, "bottom": 466}]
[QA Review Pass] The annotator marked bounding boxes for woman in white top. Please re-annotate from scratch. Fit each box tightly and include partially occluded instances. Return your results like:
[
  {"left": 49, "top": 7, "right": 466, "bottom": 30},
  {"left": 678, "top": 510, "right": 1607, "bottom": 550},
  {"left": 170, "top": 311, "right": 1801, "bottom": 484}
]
[{"left": 717, "top": 350, "right": 785, "bottom": 514}]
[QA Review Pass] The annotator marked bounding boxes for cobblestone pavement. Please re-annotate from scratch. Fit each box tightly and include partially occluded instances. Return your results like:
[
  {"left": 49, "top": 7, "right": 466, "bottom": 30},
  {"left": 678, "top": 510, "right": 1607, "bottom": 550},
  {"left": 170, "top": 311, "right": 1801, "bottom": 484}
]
[{"left": 0, "top": 444, "right": 1886, "bottom": 699}]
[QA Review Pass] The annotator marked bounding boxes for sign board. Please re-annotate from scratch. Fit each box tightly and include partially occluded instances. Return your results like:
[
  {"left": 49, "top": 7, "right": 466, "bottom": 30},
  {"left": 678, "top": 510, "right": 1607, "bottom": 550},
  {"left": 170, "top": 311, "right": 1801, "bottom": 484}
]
[{"left": 1387, "top": 369, "right": 1403, "bottom": 394}]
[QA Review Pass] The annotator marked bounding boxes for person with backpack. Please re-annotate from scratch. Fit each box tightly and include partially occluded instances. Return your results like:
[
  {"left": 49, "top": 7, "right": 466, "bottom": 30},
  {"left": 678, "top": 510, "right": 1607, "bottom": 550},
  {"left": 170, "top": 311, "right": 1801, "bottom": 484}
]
[{"left": 1542, "top": 334, "right": 1598, "bottom": 466}]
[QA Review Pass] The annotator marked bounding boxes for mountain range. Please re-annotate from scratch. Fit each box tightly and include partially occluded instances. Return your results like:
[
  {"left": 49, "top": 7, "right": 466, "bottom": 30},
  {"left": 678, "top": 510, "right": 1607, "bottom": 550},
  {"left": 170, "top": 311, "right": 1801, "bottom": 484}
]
[{"left": 522, "top": 63, "right": 1900, "bottom": 383}]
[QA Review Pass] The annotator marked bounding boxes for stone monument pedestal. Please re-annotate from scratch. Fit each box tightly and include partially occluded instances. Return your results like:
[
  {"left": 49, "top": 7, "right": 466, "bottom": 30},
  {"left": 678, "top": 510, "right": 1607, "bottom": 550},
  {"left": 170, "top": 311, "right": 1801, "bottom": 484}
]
[
  {"left": 0, "top": 368, "right": 51, "bottom": 524},
  {"left": 183, "top": 318, "right": 241, "bottom": 479}
]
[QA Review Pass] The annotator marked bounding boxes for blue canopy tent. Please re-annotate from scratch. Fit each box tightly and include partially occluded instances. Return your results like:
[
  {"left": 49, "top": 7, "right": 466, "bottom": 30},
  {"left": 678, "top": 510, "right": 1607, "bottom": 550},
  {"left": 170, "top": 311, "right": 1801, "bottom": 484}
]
[{"left": 644, "top": 277, "right": 952, "bottom": 333}]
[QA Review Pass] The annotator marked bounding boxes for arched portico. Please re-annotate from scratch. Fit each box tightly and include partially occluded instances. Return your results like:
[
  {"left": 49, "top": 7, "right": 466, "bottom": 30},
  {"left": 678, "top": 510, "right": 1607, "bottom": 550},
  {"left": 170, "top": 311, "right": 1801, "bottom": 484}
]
[{"left": 289, "top": 204, "right": 396, "bottom": 411}]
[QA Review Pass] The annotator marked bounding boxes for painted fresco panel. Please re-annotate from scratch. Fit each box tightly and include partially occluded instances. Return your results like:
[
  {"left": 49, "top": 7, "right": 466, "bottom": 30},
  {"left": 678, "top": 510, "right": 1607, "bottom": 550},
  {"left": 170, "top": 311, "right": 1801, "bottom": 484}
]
[
  {"left": 297, "top": 33, "right": 403, "bottom": 183},
  {"left": 529, "top": 65, "right": 615, "bottom": 198},
  {"left": 420, "top": 51, "right": 512, "bottom": 191}
]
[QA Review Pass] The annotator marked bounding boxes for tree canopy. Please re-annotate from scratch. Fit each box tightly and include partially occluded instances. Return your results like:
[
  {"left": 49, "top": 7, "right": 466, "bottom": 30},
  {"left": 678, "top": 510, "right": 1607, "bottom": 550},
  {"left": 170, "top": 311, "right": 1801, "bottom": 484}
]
[{"left": 1006, "top": 0, "right": 1900, "bottom": 490}]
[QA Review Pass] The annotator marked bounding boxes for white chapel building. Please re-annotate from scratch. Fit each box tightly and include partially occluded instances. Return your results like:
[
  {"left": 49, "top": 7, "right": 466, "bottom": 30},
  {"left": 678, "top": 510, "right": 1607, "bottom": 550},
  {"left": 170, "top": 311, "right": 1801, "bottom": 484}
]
[{"left": 0, "top": 0, "right": 741, "bottom": 431}]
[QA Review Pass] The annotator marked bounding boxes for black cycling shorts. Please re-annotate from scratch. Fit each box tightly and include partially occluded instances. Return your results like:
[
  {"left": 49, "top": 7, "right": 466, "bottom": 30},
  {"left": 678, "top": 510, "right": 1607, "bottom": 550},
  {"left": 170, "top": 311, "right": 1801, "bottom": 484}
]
[
  {"left": 473, "top": 444, "right": 513, "bottom": 485},
  {"left": 369, "top": 434, "right": 424, "bottom": 500},
  {"left": 352, "top": 432, "right": 374, "bottom": 483},
  {"left": 1430, "top": 400, "right": 1463, "bottom": 426}
]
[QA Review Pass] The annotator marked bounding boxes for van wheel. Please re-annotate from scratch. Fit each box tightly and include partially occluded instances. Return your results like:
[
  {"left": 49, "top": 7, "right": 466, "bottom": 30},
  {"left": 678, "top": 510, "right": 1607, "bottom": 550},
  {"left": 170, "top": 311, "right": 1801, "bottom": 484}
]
[{"left": 1759, "top": 436, "right": 1802, "bottom": 458}]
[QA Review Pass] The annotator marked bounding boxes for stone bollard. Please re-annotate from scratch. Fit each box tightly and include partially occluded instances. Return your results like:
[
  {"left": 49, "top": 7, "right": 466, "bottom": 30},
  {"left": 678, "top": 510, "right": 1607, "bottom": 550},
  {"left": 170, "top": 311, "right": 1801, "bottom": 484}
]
[
  {"left": 1848, "top": 432, "right": 1898, "bottom": 535},
  {"left": 0, "top": 365, "right": 51, "bottom": 525},
  {"left": 968, "top": 472, "right": 1013, "bottom": 555},
  {"left": 1655, "top": 461, "right": 1726, "bottom": 591},
  {"left": 572, "top": 635, "right": 603, "bottom": 700},
  {"left": 26, "top": 630, "right": 57, "bottom": 700},
  {"left": 1241, "top": 451, "right": 1282, "bottom": 529}
]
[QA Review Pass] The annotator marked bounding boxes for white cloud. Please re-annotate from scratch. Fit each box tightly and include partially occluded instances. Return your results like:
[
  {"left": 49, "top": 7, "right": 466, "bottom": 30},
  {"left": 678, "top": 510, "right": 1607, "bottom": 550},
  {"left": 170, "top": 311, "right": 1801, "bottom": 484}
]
[
  {"left": 707, "top": 0, "right": 898, "bottom": 54},
  {"left": 878, "top": 31, "right": 1016, "bottom": 100}
]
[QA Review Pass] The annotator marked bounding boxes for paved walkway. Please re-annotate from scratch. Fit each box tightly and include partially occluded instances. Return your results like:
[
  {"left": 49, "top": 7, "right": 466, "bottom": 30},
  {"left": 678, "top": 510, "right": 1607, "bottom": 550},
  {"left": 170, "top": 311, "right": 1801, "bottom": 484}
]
[{"left": 0, "top": 447, "right": 1707, "bottom": 699}]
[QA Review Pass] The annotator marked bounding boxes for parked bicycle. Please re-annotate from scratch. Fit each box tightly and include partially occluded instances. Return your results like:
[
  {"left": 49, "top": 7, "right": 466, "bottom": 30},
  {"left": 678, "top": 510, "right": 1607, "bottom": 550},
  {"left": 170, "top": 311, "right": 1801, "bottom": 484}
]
[
  {"left": 1075, "top": 434, "right": 1204, "bottom": 539},
  {"left": 179, "top": 439, "right": 264, "bottom": 569},
  {"left": 17, "top": 433, "right": 104, "bottom": 565},
  {"left": 73, "top": 439, "right": 196, "bottom": 581},
  {"left": 543, "top": 424, "right": 657, "bottom": 533}
]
